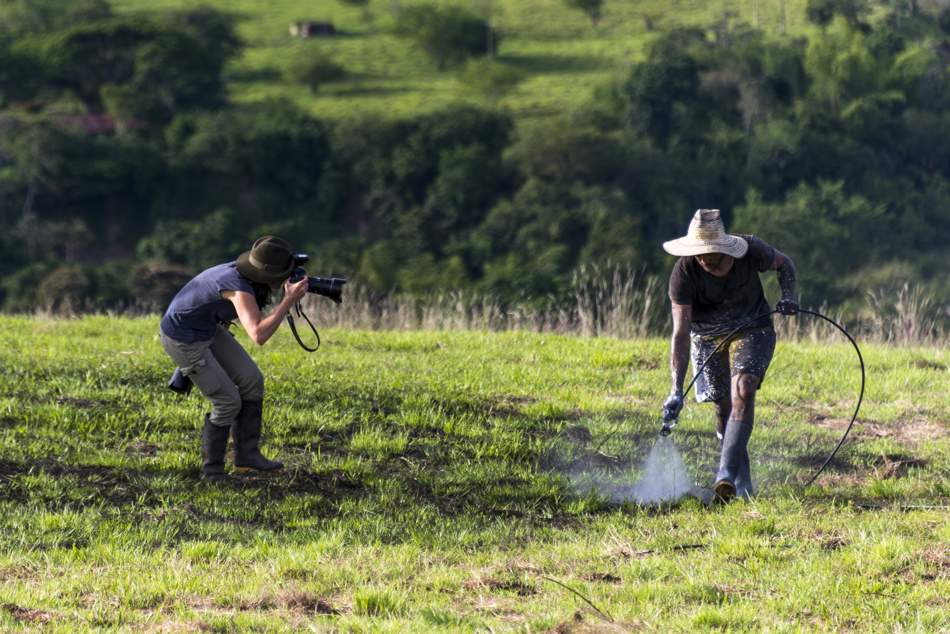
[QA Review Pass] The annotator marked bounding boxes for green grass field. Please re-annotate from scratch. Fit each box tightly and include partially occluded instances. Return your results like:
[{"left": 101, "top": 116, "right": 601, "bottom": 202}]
[
  {"left": 0, "top": 315, "right": 947, "bottom": 631},
  {"left": 109, "top": 0, "right": 816, "bottom": 121}
]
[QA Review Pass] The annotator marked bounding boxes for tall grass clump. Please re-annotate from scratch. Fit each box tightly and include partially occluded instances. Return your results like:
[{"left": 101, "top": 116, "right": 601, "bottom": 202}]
[
  {"left": 303, "top": 271, "right": 945, "bottom": 346},
  {"left": 865, "top": 283, "right": 946, "bottom": 346},
  {"left": 304, "top": 264, "right": 668, "bottom": 337},
  {"left": 29, "top": 267, "right": 946, "bottom": 346}
]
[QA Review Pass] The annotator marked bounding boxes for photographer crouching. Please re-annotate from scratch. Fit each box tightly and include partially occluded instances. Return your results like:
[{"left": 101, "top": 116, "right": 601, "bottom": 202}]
[{"left": 158, "top": 236, "right": 310, "bottom": 481}]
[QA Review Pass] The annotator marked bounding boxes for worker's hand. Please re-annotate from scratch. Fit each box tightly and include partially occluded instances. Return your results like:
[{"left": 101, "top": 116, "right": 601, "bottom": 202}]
[
  {"left": 283, "top": 276, "right": 309, "bottom": 305},
  {"left": 776, "top": 298, "right": 799, "bottom": 316},
  {"left": 662, "top": 391, "right": 683, "bottom": 422}
]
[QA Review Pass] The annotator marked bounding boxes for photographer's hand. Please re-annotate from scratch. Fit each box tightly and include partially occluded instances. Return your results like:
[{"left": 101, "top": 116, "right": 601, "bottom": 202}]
[{"left": 283, "top": 277, "right": 309, "bottom": 305}]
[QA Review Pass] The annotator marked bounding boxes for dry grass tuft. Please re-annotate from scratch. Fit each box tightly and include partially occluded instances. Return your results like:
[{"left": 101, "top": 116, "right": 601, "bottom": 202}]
[{"left": 299, "top": 275, "right": 947, "bottom": 345}]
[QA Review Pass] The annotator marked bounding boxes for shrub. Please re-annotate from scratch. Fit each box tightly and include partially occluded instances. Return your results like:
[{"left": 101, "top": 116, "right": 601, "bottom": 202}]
[
  {"left": 393, "top": 4, "right": 496, "bottom": 70},
  {"left": 286, "top": 54, "right": 348, "bottom": 93},
  {"left": 36, "top": 265, "right": 92, "bottom": 315},
  {"left": 130, "top": 262, "right": 192, "bottom": 313},
  {"left": 457, "top": 58, "right": 525, "bottom": 101},
  {"left": 563, "top": 0, "right": 605, "bottom": 28}
]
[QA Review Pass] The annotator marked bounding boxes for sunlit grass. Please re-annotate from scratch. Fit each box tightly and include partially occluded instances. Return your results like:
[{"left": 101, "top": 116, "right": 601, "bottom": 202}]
[{"left": 0, "top": 315, "right": 947, "bottom": 630}]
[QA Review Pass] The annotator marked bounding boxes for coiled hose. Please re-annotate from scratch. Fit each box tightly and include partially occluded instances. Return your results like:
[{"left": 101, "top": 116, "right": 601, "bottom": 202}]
[{"left": 674, "top": 308, "right": 865, "bottom": 488}]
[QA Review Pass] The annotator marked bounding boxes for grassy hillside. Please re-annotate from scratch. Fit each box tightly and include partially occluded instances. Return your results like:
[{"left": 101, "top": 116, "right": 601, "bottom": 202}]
[
  {"left": 0, "top": 316, "right": 947, "bottom": 630},
  {"left": 109, "top": 0, "right": 815, "bottom": 121}
]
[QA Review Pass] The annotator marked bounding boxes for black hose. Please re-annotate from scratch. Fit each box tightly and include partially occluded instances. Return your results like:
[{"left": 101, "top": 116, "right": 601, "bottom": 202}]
[{"left": 680, "top": 308, "right": 865, "bottom": 488}]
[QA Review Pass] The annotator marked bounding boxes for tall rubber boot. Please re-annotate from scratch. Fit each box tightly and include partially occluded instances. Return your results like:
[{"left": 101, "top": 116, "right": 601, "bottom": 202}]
[
  {"left": 201, "top": 414, "right": 230, "bottom": 482},
  {"left": 734, "top": 451, "right": 754, "bottom": 500},
  {"left": 232, "top": 400, "right": 283, "bottom": 472},
  {"left": 714, "top": 419, "right": 752, "bottom": 503}
]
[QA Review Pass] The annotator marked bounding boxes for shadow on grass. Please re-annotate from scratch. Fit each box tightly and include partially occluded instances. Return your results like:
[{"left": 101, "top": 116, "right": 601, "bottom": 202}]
[
  {"left": 321, "top": 83, "right": 413, "bottom": 98},
  {"left": 500, "top": 53, "right": 606, "bottom": 74},
  {"left": 224, "top": 67, "right": 283, "bottom": 83}
]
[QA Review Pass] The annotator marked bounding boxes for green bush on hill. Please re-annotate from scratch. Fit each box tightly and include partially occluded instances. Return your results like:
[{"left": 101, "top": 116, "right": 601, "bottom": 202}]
[
  {"left": 286, "top": 53, "right": 348, "bottom": 93},
  {"left": 392, "top": 4, "right": 497, "bottom": 70}
]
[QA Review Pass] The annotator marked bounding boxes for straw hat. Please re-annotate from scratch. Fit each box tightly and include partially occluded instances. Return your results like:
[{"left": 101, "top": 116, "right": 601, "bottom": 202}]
[
  {"left": 662, "top": 209, "right": 748, "bottom": 258},
  {"left": 236, "top": 236, "right": 296, "bottom": 285}
]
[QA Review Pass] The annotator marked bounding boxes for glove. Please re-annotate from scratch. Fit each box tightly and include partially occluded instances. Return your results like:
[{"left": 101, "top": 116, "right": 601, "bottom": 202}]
[
  {"left": 776, "top": 298, "right": 799, "bottom": 316},
  {"left": 662, "top": 391, "right": 683, "bottom": 422}
]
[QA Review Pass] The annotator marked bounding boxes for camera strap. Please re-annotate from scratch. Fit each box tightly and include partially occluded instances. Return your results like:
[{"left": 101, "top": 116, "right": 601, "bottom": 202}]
[{"left": 286, "top": 302, "right": 321, "bottom": 352}]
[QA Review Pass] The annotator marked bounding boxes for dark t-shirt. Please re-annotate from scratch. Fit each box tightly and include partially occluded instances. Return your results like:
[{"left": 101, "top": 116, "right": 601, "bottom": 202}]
[
  {"left": 668, "top": 235, "right": 776, "bottom": 337},
  {"left": 160, "top": 262, "right": 254, "bottom": 343}
]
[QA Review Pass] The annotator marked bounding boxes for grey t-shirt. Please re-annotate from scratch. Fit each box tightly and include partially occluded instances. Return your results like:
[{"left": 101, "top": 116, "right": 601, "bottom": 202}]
[
  {"left": 160, "top": 262, "right": 254, "bottom": 343},
  {"left": 668, "top": 235, "right": 776, "bottom": 337}
]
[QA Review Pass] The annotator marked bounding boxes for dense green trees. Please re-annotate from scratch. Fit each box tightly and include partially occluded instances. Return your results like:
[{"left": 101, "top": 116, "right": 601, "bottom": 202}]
[
  {"left": 0, "top": 3, "right": 947, "bottom": 316},
  {"left": 393, "top": 4, "right": 496, "bottom": 69}
]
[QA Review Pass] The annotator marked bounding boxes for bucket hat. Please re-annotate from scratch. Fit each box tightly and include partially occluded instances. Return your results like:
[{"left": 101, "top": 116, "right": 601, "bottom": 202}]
[
  {"left": 236, "top": 236, "right": 295, "bottom": 285},
  {"left": 662, "top": 209, "right": 748, "bottom": 258}
]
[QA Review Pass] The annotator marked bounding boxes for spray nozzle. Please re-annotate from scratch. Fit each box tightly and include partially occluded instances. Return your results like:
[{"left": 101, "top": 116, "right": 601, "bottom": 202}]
[{"left": 660, "top": 412, "right": 678, "bottom": 436}]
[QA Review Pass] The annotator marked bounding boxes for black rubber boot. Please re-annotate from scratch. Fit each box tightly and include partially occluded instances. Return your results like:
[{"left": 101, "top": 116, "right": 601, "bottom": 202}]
[
  {"left": 714, "top": 419, "right": 752, "bottom": 503},
  {"left": 201, "top": 414, "right": 230, "bottom": 482},
  {"left": 734, "top": 451, "right": 754, "bottom": 500},
  {"left": 232, "top": 400, "right": 283, "bottom": 472}
]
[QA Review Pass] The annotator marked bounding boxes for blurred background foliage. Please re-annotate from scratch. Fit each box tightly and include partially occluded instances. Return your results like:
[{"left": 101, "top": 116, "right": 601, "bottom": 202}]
[{"left": 0, "top": 0, "right": 948, "bottom": 321}]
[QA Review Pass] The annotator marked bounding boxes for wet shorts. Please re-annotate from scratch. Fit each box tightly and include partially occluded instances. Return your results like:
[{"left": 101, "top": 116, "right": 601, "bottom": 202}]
[{"left": 689, "top": 326, "right": 776, "bottom": 403}]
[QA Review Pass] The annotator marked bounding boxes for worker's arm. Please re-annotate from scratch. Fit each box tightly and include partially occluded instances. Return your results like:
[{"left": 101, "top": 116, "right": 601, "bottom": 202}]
[
  {"left": 771, "top": 250, "right": 798, "bottom": 314},
  {"left": 664, "top": 303, "right": 693, "bottom": 418},
  {"left": 223, "top": 277, "right": 308, "bottom": 346},
  {"left": 670, "top": 303, "right": 692, "bottom": 394}
]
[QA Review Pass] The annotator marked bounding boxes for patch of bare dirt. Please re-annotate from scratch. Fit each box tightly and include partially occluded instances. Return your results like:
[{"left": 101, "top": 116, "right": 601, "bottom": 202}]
[
  {"left": 279, "top": 590, "right": 339, "bottom": 615},
  {"left": 810, "top": 414, "right": 948, "bottom": 445},
  {"left": 55, "top": 396, "right": 105, "bottom": 409},
  {"left": 547, "top": 611, "right": 643, "bottom": 633},
  {"left": 465, "top": 595, "right": 524, "bottom": 622},
  {"left": 872, "top": 454, "right": 927, "bottom": 479},
  {"left": 562, "top": 425, "right": 593, "bottom": 443},
  {"left": 919, "top": 547, "right": 950, "bottom": 582},
  {"left": 486, "top": 395, "right": 539, "bottom": 418},
  {"left": 463, "top": 563, "right": 541, "bottom": 596},
  {"left": 820, "top": 535, "right": 849, "bottom": 551},
  {"left": 0, "top": 603, "right": 54, "bottom": 624},
  {"left": 463, "top": 576, "right": 537, "bottom": 596},
  {"left": 125, "top": 441, "right": 159, "bottom": 457}
]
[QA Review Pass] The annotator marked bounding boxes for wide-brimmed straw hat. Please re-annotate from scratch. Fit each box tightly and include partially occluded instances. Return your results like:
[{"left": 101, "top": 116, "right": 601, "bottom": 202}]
[
  {"left": 236, "top": 236, "right": 295, "bottom": 285},
  {"left": 662, "top": 209, "right": 748, "bottom": 258}
]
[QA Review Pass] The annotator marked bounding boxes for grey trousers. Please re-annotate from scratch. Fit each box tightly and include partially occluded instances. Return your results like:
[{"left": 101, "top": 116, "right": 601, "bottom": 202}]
[{"left": 160, "top": 326, "right": 264, "bottom": 427}]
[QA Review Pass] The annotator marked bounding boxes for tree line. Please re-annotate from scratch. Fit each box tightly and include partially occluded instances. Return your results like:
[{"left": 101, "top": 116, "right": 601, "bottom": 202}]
[{"left": 0, "top": 1, "right": 948, "bottom": 319}]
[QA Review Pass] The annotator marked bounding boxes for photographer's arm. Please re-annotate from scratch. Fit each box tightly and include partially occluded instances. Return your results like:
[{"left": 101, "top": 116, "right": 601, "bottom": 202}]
[{"left": 224, "top": 278, "right": 308, "bottom": 346}]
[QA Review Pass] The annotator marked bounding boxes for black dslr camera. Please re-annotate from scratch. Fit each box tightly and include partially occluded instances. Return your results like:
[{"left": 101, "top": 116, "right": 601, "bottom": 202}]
[{"left": 289, "top": 254, "right": 346, "bottom": 304}]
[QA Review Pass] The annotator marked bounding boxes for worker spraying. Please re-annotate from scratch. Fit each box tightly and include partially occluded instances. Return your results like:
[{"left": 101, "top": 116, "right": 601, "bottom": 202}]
[{"left": 659, "top": 209, "right": 798, "bottom": 502}]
